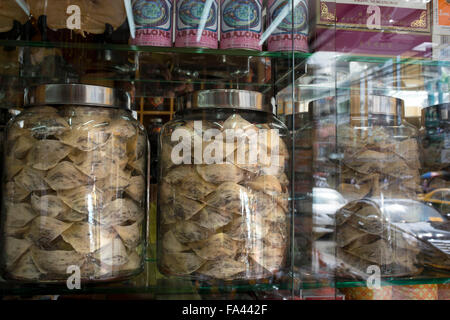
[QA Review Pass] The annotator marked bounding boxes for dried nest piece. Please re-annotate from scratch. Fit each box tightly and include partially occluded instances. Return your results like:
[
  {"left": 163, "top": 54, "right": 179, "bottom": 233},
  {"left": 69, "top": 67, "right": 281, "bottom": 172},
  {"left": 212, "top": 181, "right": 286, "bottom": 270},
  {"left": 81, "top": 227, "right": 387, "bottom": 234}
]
[
  {"left": 245, "top": 175, "right": 282, "bottom": 196},
  {"left": 8, "top": 251, "right": 42, "bottom": 280},
  {"left": 163, "top": 165, "right": 216, "bottom": 201},
  {"left": 26, "top": 216, "right": 72, "bottom": 247},
  {"left": 172, "top": 221, "right": 212, "bottom": 244},
  {"left": 45, "top": 161, "right": 89, "bottom": 191},
  {"left": 31, "top": 193, "right": 77, "bottom": 221},
  {"left": 113, "top": 221, "right": 141, "bottom": 249},
  {"left": 93, "top": 238, "right": 129, "bottom": 266},
  {"left": 61, "top": 222, "right": 116, "bottom": 254},
  {"left": 4, "top": 156, "right": 25, "bottom": 181},
  {"left": 26, "top": 115, "right": 70, "bottom": 140},
  {"left": 189, "top": 233, "right": 239, "bottom": 261},
  {"left": 196, "top": 163, "right": 246, "bottom": 184},
  {"left": 250, "top": 245, "right": 285, "bottom": 273},
  {"left": 31, "top": 247, "right": 85, "bottom": 274},
  {"left": 197, "top": 258, "right": 246, "bottom": 280},
  {"left": 3, "top": 237, "right": 32, "bottom": 270},
  {"left": 10, "top": 135, "right": 35, "bottom": 160},
  {"left": 5, "top": 181, "right": 30, "bottom": 202},
  {"left": 190, "top": 206, "right": 234, "bottom": 231},
  {"left": 27, "top": 140, "right": 72, "bottom": 171},
  {"left": 4, "top": 202, "right": 36, "bottom": 229},
  {"left": 125, "top": 175, "right": 145, "bottom": 202},
  {"left": 205, "top": 182, "right": 250, "bottom": 215},
  {"left": 161, "top": 252, "right": 205, "bottom": 276},
  {"left": 14, "top": 166, "right": 48, "bottom": 192},
  {"left": 58, "top": 185, "right": 104, "bottom": 214},
  {"left": 161, "top": 230, "right": 189, "bottom": 253},
  {"left": 58, "top": 123, "right": 111, "bottom": 152},
  {"left": 97, "top": 198, "right": 143, "bottom": 226},
  {"left": 29, "top": 0, "right": 127, "bottom": 35},
  {"left": 0, "top": 0, "right": 29, "bottom": 33}
]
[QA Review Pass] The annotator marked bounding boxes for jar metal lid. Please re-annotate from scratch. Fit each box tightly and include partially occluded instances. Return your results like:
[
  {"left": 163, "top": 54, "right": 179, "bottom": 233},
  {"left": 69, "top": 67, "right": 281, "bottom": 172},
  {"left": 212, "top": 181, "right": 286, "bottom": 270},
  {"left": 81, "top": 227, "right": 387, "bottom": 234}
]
[
  {"left": 24, "top": 84, "right": 132, "bottom": 110},
  {"left": 183, "top": 89, "right": 268, "bottom": 112}
]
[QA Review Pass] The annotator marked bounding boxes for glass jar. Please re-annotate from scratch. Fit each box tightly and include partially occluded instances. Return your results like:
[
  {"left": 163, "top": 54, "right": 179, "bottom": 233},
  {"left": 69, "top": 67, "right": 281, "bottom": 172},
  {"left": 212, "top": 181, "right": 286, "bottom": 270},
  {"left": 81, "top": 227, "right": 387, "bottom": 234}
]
[
  {"left": 0, "top": 84, "right": 148, "bottom": 283},
  {"left": 157, "top": 89, "right": 290, "bottom": 281},
  {"left": 334, "top": 94, "right": 429, "bottom": 280}
]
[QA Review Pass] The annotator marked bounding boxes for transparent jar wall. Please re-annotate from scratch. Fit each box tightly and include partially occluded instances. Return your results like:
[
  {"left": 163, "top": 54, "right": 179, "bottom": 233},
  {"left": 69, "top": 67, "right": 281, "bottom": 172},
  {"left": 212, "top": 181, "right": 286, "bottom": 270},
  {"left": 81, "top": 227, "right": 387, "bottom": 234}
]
[
  {"left": 293, "top": 98, "right": 341, "bottom": 284},
  {"left": 157, "top": 109, "right": 290, "bottom": 281},
  {"left": 420, "top": 104, "right": 449, "bottom": 190},
  {"left": 0, "top": 106, "right": 147, "bottom": 282},
  {"left": 334, "top": 95, "right": 450, "bottom": 280}
]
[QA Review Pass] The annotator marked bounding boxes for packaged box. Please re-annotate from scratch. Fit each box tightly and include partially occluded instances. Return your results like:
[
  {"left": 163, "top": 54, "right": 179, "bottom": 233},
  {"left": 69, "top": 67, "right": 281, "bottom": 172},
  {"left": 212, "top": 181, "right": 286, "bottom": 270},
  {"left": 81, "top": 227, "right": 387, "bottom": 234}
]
[{"left": 313, "top": 0, "right": 432, "bottom": 57}]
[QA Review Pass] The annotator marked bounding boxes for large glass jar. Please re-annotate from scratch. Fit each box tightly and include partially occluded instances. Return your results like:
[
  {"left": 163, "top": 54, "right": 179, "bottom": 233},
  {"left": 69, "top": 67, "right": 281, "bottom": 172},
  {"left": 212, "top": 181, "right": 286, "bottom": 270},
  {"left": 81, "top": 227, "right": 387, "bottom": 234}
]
[
  {"left": 0, "top": 84, "right": 148, "bottom": 283},
  {"left": 157, "top": 89, "right": 290, "bottom": 281},
  {"left": 334, "top": 95, "right": 435, "bottom": 280}
]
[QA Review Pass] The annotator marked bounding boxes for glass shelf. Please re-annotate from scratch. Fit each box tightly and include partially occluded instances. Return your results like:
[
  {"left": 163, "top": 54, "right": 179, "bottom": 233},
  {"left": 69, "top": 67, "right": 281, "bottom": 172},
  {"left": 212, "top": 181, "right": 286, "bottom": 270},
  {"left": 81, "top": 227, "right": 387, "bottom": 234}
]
[
  {"left": 0, "top": 260, "right": 292, "bottom": 297},
  {"left": 0, "top": 40, "right": 307, "bottom": 59},
  {"left": 298, "top": 275, "right": 450, "bottom": 290}
]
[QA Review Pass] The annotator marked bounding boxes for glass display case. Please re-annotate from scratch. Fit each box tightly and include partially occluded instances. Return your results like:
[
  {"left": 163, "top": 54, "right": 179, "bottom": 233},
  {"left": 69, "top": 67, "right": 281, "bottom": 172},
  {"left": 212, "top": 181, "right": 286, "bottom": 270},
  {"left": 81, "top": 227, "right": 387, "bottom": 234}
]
[{"left": 0, "top": 0, "right": 449, "bottom": 300}]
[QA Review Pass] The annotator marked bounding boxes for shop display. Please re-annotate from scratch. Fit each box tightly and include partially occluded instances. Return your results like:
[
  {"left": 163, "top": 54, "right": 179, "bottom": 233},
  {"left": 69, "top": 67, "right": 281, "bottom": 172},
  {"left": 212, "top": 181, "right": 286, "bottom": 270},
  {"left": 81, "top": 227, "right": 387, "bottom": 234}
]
[
  {"left": 158, "top": 89, "right": 290, "bottom": 280},
  {"left": 220, "top": 0, "right": 262, "bottom": 51},
  {"left": 175, "top": 0, "right": 219, "bottom": 49},
  {"left": 267, "top": 0, "right": 309, "bottom": 52},
  {"left": 0, "top": 0, "right": 448, "bottom": 301},
  {"left": 131, "top": 0, "right": 174, "bottom": 47},
  {"left": 0, "top": 84, "right": 147, "bottom": 282}
]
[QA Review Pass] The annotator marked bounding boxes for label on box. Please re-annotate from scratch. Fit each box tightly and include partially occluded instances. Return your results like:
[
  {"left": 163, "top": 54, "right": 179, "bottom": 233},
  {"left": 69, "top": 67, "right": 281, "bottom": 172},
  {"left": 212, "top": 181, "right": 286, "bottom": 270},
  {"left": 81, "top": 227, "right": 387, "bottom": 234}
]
[{"left": 318, "top": 1, "right": 430, "bottom": 33}]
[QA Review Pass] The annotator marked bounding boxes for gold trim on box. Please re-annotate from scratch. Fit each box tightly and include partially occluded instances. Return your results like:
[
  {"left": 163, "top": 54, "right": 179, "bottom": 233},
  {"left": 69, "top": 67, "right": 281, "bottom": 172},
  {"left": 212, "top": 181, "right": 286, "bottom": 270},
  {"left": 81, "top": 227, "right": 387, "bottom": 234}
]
[
  {"left": 411, "top": 11, "right": 427, "bottom": 28},
  {"left": 321, "top": 3, "right": 335, "bottom": 21}
]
